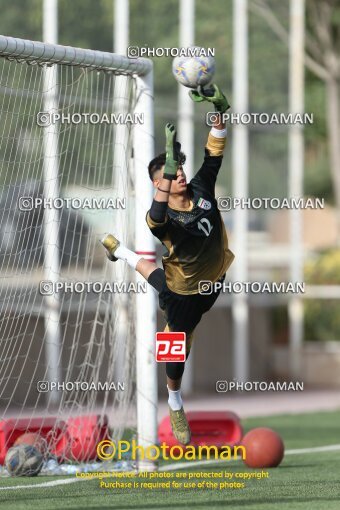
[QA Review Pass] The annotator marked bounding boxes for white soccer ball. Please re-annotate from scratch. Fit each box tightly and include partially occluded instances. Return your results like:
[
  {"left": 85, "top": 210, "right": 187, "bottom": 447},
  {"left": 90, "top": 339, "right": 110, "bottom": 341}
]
[
  {"left": 172, "top": 49, "right": 215, "bottom": 89},
  {"left": 5, "top": 444, "right": 43, "bottom": 476}
]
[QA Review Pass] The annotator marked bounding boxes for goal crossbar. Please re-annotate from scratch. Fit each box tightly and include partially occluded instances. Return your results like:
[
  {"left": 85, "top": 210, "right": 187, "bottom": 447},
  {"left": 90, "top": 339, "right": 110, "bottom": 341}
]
[{"left": 0, "top": 34, "right": 152, "bottom": 75}]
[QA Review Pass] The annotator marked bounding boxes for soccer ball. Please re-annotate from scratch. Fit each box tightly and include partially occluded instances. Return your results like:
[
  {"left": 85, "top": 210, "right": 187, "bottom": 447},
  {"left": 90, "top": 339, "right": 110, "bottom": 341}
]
[
  {"left": 172, "top": 50, "right": 215, "bottom": 89},
  {"left": 242, "top": 428, "right": 284, "bottom": 468},
  {"left": 5, "top": 444, "right": 44, "bottom": 476},
  {"left": 14, "top": 432, "right": 48, "bottom": 457}
]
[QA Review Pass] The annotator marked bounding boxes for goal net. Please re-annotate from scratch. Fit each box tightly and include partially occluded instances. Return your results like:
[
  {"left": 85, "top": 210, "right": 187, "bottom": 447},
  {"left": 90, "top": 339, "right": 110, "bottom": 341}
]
[{"left": 0, "top": 35, "right": 157, "bottom": 474}]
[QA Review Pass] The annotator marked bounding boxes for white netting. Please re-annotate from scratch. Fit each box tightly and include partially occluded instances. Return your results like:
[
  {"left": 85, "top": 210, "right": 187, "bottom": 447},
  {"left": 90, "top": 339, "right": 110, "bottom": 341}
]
[{"left": 0, "top": 53, "right": 139, "bottom": 472}]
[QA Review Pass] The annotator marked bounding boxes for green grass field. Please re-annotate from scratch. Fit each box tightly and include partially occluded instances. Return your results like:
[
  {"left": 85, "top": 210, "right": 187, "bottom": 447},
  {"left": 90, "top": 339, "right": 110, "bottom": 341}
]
[{"left": 1, "top": 410, "right": 339, "bottom": 510}]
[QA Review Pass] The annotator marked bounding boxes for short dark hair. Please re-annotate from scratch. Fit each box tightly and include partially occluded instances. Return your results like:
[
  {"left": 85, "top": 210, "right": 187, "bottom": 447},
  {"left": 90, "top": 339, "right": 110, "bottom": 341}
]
[{"left": 148, "top": 152, "right": 186, "bottom": 181}]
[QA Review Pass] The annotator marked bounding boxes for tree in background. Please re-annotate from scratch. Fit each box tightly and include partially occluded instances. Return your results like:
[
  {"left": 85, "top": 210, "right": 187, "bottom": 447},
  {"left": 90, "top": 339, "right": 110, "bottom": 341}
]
[
  {"left": 250, "top": 0, "right": 340, "bottom": 241},
  {"left": 304, "top": 249, "right": 340, "bottom": 341},
  {"left": 0, "top": 0, "right": 334, "bottom": 222}
]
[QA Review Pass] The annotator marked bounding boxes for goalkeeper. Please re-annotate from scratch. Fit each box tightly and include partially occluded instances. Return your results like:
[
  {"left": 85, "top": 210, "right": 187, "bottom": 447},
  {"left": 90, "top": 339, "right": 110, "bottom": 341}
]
[{"left": 101, "top": 85, "right": 234, "bottom": 445}]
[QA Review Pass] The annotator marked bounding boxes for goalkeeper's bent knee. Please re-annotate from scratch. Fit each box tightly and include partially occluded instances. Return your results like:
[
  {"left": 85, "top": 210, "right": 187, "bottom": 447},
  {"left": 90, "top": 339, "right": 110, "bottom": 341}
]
[
  {"left": 166, "top": 361, "right": 185, "bottom": 380},
  {"left": 166, "top": 335, "right": 193, "bottom": 380}
]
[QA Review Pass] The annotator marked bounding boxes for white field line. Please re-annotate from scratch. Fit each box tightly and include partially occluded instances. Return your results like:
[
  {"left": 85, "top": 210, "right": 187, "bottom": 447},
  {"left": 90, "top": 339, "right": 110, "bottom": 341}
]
[
  {"left": 160, "top": 443, "right": 340, "bottom": 471},
  {"left": 1, "top": 443, "right": 340, "bottom": 491},
  {"left": 0, "top": 477, "right": 84, "bottom": 490}
]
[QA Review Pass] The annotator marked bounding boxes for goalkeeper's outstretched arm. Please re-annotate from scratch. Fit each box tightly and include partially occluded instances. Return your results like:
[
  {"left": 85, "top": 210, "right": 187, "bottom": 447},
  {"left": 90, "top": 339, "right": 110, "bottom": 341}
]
[
  {"left": 207, "top": 98, "right": 227, "bottom": 158},
  {"left": 149, "top": 123, "right": 179, "bottom": 224},
  {"left": 189, "top": 84, "right": 230, "bottom": 194}
]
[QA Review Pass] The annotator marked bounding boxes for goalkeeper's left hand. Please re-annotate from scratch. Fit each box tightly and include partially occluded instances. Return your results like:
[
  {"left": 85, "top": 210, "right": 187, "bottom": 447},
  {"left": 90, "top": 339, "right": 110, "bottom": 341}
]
[{"left": 189, "top": 84, "right": 230, "bottom": 113}]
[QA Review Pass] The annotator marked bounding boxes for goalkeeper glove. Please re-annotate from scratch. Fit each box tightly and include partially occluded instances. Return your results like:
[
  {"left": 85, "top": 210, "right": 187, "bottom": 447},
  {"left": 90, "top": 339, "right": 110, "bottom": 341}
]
[
  {"left": 189, "top": 84, "right": 230, "bottom": 114},
  {"left": 163, "top": 123, "right": 181, "bottom": 180}
]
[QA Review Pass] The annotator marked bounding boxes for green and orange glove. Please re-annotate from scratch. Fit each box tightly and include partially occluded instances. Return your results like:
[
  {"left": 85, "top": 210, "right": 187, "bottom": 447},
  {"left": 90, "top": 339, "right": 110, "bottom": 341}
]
[
  {"left": 189, "top": 83, "right": 230, "bottom": 113},
  {"left": 163, "top": 123, "right": 181, "bottom": 180}
]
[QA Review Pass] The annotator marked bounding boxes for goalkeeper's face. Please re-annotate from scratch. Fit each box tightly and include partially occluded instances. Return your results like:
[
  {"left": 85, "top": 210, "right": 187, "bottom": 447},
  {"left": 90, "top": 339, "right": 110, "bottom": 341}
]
[
  {"left": 154, "top": 166, "right": 187, "bottom": 195},
  {"left": 170, "top": 166, "right": 187, "bottom": 194}
]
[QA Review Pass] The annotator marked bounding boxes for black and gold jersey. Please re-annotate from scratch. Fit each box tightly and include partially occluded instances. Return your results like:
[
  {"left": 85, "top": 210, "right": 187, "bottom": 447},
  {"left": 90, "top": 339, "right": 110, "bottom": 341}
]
[{"left": 146, "top": 132, "right": 234, "bottom": 295}]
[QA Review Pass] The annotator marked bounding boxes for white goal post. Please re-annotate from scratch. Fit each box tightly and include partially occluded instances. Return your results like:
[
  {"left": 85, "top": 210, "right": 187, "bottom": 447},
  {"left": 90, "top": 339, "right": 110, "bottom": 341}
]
[{"left": 0, "top": 34, "right": 157, "bottom": 472}]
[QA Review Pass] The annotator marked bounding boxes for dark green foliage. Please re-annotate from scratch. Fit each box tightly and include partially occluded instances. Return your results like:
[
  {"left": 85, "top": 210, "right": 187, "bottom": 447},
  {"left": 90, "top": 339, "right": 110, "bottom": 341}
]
[{"left": 304, "top": 249, "right": 340, "bottom": 341}]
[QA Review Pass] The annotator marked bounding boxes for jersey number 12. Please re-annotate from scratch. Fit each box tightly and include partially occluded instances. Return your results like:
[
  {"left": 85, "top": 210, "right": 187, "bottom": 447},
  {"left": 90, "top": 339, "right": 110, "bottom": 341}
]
[{"left": 197, "top": 218, "right": 213, "bottom": 237}]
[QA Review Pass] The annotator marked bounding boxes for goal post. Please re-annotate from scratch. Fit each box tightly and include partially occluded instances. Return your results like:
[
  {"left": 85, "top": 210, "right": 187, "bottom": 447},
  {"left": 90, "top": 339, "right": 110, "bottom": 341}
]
[
  {"left": 0, "top": 34, "right": 157, "bottom": 472},
  {"left": 134, "top": 72, "right": 158, "bottom": 471}
]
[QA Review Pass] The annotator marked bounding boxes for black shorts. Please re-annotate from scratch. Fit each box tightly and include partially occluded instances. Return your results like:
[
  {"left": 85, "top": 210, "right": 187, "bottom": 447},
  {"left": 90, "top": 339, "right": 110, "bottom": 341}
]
[{"left": 157, "top": 272, "right": 225, "bottom": 334}]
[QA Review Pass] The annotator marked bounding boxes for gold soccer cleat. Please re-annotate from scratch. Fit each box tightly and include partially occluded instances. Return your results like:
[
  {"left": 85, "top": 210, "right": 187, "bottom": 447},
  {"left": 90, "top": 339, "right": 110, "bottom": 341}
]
[
  {"left": 169, "top": 406, "right": 192, "bottom": 445},
  {"left": 101, "top": 233, "right": 120, "bottom": 262}
]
